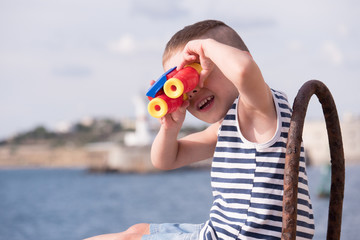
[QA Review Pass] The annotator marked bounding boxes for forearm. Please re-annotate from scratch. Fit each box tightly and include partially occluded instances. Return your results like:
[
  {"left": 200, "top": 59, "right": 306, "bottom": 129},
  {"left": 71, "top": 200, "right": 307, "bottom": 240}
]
[
  {"left": 151, "top": 126, "right": 180, "bottom": 170},
  {"left": 151, "top": 123, "right": 218, "bottom": 170},
  {"left": 202, "top": 39, "right": 256, "bottom": 89}
]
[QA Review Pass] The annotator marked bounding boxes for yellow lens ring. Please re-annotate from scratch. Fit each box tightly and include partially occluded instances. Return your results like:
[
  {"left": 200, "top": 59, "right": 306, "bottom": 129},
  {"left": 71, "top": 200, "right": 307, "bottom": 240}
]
[
  {"left": 164, "top": 78, "right": 184, "bottom": 99},
  {"left": 148, "top": 97, "right": 168, "bottom": 118},
  {"left": 186, "top": 63, "right": 202, "bottom": 74}
]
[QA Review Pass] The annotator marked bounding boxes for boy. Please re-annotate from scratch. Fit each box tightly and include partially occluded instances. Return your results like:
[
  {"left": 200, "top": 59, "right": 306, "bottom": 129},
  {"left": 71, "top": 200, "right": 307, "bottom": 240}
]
[{"left": 85, "top": 20, "right": 315, "bottom": 240}]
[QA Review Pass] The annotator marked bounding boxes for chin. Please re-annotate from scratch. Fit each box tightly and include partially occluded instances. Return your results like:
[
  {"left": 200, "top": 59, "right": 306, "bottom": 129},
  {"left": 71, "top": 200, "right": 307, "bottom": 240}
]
[{"left": 190, "top": 111, "right": 224, "bottom": 124}]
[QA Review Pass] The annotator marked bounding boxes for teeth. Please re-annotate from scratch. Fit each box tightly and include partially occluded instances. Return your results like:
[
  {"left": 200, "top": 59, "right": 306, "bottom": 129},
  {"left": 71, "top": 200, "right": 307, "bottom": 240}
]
[{"left": 198, "top": 96, "right": 214, "bottom": 109}]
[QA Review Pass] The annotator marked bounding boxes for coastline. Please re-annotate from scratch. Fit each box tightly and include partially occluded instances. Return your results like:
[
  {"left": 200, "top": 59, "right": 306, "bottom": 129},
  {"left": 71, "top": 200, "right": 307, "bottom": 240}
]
[
  {"left": 0, "top": 144, "right": 212, "bottom": 172},
  {"left": 0, "top": 144, "right": 95, "bottom": 169}
]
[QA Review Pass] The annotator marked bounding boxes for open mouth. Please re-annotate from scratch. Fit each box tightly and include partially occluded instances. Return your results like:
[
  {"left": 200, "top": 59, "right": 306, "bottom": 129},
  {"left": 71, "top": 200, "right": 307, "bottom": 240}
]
[{"left": 198, "top": 95, "right": 214, "bottom": 110}]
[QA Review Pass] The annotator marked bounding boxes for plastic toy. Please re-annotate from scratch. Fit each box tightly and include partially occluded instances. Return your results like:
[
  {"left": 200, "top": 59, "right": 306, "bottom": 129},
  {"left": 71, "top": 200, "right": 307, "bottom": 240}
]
[{"left": 146, "top": 63, "right": 202, "bottom": 118}]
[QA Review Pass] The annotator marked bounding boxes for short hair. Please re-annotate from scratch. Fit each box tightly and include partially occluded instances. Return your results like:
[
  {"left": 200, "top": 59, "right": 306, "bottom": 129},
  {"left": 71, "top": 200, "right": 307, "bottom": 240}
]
[{"left": 163, "top": 20, "right": 249, "bottom": 65}]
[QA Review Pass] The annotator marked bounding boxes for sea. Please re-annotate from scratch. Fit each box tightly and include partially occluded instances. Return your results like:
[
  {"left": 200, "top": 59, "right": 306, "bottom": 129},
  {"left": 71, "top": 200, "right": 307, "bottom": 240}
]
[{"left": 0, "top": 165, "right": 359, "bottom": 240}]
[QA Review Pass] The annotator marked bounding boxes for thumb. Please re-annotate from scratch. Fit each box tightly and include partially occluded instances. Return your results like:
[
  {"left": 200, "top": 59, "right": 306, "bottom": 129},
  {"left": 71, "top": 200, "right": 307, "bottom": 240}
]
[
  {"left": 199, "top": 69, "right": 210, "bottom": 88},
  {"left": 179, "top": 100, "right": 190, "bottom": 113}
]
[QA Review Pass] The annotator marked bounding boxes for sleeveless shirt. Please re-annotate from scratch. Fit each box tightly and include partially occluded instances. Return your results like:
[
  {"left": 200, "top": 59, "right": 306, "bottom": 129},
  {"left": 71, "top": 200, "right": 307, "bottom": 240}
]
[{"left": 199, "top": 89, "right": 315, "bottom": 240}]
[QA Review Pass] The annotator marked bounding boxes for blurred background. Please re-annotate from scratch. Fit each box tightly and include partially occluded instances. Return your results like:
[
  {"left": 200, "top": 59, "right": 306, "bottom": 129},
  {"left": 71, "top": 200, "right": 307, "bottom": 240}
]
[{"left": 0, "top": 0, "right": 359, "bottom": 239}]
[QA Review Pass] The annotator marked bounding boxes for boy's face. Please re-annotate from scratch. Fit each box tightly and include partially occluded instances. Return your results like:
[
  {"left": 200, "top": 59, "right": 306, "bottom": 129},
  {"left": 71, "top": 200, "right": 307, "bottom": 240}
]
[{"left": 163, "top": 49, "right": 238, "bottom": 124}]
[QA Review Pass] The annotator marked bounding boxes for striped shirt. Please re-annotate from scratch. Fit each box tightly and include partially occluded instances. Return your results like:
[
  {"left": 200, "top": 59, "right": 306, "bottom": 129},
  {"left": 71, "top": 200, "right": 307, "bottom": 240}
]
[{"left": 199, "top": 90, "right": 315, "bottom": 240}]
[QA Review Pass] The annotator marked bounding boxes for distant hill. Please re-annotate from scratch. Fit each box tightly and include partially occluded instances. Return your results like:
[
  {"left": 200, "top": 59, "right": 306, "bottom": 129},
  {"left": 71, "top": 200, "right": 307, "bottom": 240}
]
[
  {"left": 0, "top": 117, "right": 206, "bottom": 148},
  {"left": 0, "top": 118, "right": 125, "bottom": 147}
]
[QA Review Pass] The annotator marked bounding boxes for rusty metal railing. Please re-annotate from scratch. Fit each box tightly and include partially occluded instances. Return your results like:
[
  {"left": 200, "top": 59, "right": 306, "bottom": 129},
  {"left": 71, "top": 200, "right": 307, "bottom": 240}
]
[{"left": 281, "top": 80, "right": 345, "bottom": 240}]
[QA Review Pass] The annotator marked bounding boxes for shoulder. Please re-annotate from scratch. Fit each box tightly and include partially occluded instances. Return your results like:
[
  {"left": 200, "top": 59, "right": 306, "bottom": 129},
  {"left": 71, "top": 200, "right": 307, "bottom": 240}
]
[
  {"left": 271, "top": 89, "right": 289, "bottom": 102},
  {"left": 271, "top": 89, "right": 293, "bottom": 114}
]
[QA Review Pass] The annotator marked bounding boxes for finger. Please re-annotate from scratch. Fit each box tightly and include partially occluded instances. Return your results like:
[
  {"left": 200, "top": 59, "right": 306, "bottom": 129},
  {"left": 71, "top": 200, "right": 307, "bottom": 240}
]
[
  {"left": 150, "top": 80, "right": 156, "bottom": 86},
  {"left": 198, "top": 64, "right": 210, "bottom": 87},
  {"left": 179, "top": 100, "right": 190, "bottom": 112},
  {"left": 171, "top": 110, "right": 186, "bottom": 123},
  {"left": 177, "top": 54, "right": 197, "bottom": 71},
  {"left": 160, "top": 114, "right": 170, "bottom": 125},
  {"left": 168, "top": 100, "right": 188, "bottom": 123},
  {"left": 199, "top": 72, "right": 206, "bottom": 88},
  {"left": 199, "top": 70, "right": 210, "bottom": 88}
]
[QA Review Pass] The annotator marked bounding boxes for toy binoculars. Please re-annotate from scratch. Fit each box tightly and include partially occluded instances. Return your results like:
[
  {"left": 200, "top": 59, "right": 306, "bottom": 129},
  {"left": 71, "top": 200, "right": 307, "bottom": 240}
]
[{"left": 146, "top": 63, "right": 202, "bottom": 118}]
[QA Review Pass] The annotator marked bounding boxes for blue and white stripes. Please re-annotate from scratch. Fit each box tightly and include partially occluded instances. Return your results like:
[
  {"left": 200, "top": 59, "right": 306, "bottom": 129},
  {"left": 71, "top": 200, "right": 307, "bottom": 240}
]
[{"left": 199, "top": 90, "right": 315, "bottom": 239}]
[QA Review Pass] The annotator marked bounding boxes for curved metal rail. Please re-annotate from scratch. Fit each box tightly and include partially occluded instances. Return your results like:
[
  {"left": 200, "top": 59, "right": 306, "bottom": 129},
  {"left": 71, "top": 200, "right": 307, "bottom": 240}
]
[{"left": 281, "top": 80, "right": 345, "bottom": 240}]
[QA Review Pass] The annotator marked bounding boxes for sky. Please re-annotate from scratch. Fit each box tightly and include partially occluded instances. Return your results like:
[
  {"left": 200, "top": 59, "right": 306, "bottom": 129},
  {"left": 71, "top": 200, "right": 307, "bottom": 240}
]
[{"left": 0, "top": 0, "right": 359, "bottom": 139}]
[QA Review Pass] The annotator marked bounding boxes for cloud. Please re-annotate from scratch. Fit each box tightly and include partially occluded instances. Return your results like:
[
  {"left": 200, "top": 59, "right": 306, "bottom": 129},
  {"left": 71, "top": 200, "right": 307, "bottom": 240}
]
[
  {"left": 108, "top": 33, "right": 165, "bottom": 55},
  {"left": 322, "top": 41, "right": 344, "bottom": 65},
  {"left": 336, "top": 23, "right": 349, "bottom": 37},
  {"left": 108, "top": 34, "right": 136, "bottom": 54}
]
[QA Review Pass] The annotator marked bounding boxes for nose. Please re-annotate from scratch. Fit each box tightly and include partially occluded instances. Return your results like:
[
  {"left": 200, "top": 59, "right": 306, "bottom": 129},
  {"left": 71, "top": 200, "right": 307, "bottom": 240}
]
[{"left": 187, "top": 87, "right": 200, "bottom": 99}]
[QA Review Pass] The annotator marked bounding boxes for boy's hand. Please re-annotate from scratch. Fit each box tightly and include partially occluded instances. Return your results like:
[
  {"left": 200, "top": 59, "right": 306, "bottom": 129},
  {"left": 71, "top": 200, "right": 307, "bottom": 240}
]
[
  {"left": 149, "top": 80, "right": 188, "bottom": 131},
  {"left": 159, "top": 100, "right": 189, "bottom": 130},
  {"left": 177, "top": 39, "right": 214, "bottom": 88}
]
